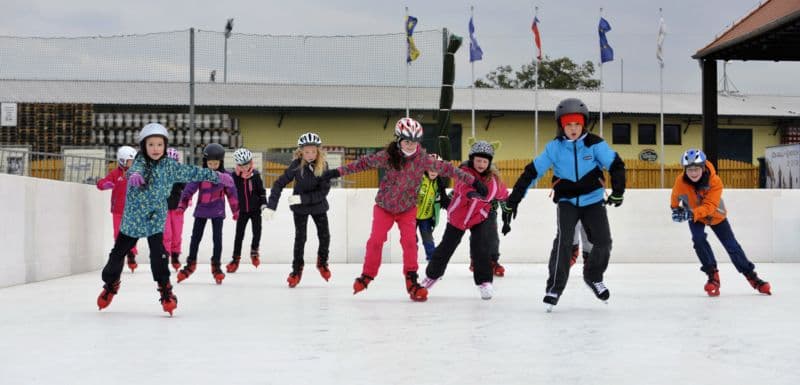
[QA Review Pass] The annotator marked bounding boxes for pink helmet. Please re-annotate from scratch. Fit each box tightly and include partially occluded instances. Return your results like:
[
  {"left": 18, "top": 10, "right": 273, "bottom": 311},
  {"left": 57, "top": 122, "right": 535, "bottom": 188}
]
[
  {"left": 166, "top": 147, "right": 180, "bottom": 162},
  {"left": 394, "top": 117, "right": 423, "bottom": 142}
]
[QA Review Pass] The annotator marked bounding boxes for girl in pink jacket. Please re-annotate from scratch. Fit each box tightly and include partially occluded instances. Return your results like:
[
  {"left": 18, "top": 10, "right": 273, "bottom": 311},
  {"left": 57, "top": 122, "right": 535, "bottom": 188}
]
[
  {"left": 421, "top": 141, "right": 508, "bottom": 300},
  {"left": 319, "top": 118, "right": 485, "bottom": 302}
]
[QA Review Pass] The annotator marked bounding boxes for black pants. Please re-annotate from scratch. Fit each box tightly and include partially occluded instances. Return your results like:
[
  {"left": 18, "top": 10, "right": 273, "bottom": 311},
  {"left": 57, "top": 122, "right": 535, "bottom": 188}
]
[
  {"left": 102, "top": 232, "right": 170, "bottom": 284},
  {"left": 233, "top": 210, "right": 262, "bottom": 256},
  {"left": 187, "top": 217, "right": 224, "bottom": 265},
  {"left": 426, "top": 221, "right": 493, "bottom": 286},
  {"left": 292, "top": 212, "right": 331, "bottom": 271},
  {"left": 469, "top": 208, "right": 500, "bottom": 263},
  {"left": 546, "top": 202, "right": 612, "bottom": 295}
]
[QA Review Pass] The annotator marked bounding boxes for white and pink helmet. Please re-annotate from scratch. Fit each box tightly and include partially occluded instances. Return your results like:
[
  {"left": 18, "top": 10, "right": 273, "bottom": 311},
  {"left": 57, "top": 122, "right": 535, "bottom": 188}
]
[{"left": 394, "top": 117, "right": 423, "bottom": 142}]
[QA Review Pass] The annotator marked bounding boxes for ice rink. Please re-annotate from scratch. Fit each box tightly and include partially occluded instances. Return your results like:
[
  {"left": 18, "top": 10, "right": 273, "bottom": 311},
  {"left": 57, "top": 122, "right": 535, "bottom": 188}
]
[{"left": 0, "top": 263, "right": 797, "bottom": 385}]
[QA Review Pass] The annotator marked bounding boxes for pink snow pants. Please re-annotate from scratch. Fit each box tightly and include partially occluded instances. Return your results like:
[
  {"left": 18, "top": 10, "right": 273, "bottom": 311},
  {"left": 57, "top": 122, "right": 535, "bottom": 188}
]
[{"left": 162, "top": 209, "right": 185, "bottom": 254}]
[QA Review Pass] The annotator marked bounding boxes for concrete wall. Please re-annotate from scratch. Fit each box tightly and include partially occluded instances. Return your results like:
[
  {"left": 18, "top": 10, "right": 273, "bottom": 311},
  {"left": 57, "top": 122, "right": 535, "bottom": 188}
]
[{"left": 2, "top": 174, "right": 798, "bottom": 288}]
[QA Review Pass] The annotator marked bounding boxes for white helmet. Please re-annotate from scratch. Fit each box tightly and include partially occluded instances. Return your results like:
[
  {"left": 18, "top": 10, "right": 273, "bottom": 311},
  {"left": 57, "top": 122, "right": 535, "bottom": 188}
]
[
  {"left": 137, "top": 123, "right": 169, "bottom": 143},
  {"left": 394, "top": 117, "right": 423, "bottom": 142},
  {"left": 233, "top": 148, "right": 253, "bottom": 165},
  {"left": 117, "top": 146, "right": 137, "bottom": 166},
  {"left": 297, "top": 132, "right": 322, "bottom": 147}
]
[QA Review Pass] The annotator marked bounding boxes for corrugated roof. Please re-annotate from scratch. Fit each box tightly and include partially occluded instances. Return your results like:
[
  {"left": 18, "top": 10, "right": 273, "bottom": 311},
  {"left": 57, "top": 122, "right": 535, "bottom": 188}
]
[{"left": 1, "top": 79, "right": 799, "bottom": 117}]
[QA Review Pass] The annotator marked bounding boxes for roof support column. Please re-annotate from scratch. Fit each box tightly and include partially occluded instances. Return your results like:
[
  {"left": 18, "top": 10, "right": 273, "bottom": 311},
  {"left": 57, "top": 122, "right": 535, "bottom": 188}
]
[{"left": 701, "top": 58, "right": 719, "bottom": 167}]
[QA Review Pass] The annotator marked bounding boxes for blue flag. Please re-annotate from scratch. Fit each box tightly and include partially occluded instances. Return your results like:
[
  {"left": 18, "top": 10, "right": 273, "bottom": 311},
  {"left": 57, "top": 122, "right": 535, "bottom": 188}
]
[
  {"left": 469, "top": 16, "right": 483, "bottom": 62},
  {"left": 599, "top": 17, "right": 614, "bottom": 63},
  {"left": 406, "top": 15, "right": 420, "bottom": 62}
]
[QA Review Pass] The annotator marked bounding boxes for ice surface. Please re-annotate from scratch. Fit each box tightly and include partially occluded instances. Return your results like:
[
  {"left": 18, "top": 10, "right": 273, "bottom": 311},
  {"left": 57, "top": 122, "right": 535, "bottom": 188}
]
[{"left": 0, "top": 263, "right": 796, "bottom": 385}]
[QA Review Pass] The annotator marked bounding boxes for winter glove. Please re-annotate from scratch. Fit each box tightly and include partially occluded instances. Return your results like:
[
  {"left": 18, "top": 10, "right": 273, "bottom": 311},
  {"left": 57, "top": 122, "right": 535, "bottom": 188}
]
[
  {"left": 232, "top": 212, "right": 239, "bottom": 221},
  {"left": 605, "top": 193, "right": 624, "bottom": 207},
  {"left": 471, "top": 178, "right": 488, "bottom": 198},
  {"left": 288, "top": 195, "right": 302, "bottom": 206},
  {"left": 672, "top": 207, "right": 693, "bottom": 223},
  {"left": 217, "top": 172, "right": 234, "bottom": 188},
  {"left": 99, "top": 181, "right": 114, "bottom": 190},
  {"left": 263, "top": 208, "right": 275, "bottom": 221},
  {"left": 500, "top": 201, "right": 515, "bottom": 236},
  {"left": 319, "top": 169, "right": 341, "bottom": 182},
  {"left": 128, "top": 172, "right": 145, "bottom": 188}
]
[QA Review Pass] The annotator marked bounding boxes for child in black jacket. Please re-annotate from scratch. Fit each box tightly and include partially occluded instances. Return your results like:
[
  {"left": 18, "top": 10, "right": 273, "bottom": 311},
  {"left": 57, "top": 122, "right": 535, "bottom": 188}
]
[
  {"left": 226, "top": 148, "right": 268, "bottom": 273},
  {"left": 266, "top": 132, "right": 332, "bottom": 288}
]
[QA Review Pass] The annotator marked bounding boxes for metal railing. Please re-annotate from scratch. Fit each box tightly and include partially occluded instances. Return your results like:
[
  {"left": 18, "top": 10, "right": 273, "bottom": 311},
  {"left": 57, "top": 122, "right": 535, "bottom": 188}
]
[{"left": 0, "top": 148, "right": 114, "bottom": 185}]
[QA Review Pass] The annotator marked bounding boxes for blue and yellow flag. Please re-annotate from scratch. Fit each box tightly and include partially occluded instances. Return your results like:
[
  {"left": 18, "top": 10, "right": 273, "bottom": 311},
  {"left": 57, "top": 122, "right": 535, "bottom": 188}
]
[{"left": 406, "top": 15, "right": 420, "bottom": 62}]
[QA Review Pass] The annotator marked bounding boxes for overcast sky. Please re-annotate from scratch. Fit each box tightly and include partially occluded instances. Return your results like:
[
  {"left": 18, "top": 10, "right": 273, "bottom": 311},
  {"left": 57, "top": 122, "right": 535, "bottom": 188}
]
[{"left": 2, "top": 0, "right": 798, "bottom": 95}]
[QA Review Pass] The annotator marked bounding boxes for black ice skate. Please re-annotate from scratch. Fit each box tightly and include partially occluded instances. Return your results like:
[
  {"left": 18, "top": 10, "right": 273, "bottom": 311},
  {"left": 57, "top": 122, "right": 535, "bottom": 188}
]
[
  {"left": 543, "top": 292, "right": 559, "bottom": 312},
  {"left": 584, "top": 279, "right": 610, "bottom": 302}
]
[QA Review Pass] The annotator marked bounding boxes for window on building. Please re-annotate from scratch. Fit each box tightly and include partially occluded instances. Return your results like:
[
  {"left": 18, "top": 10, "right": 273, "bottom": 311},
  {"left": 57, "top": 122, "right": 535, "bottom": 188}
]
[
  {"left": 638, "top": 124, "right": 656, "bottom": 145},
  {"left": 612, "top": 123, "right": 631, "bottom": 144},
  {"left": 664, "top": 124, "right": 681, "bottom": 145}
]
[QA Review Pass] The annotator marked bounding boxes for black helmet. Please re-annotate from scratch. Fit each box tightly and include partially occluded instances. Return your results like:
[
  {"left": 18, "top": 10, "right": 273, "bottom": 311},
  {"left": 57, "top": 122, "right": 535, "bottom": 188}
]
[
  {"left": 554, "top": 98, "right": 589, "bottom": 129},
  {"left": 203, "top": 143, "right": 225, "bottom": 160}
]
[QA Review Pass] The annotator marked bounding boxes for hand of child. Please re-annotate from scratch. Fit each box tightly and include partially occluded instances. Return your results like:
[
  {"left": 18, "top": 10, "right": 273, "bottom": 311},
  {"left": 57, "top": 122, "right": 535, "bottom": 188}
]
[
  {"left": 263, "top": 208, "right": 275, "bottom": 221},
  {"left": 232, "top": 212, "right": 239, "bottom": 221},
  {"left": 471, "top": 179, "right": 488, "bottom": 197},
  {"left": 128, "top": 172, "right": 145, "bottom": 188},
  {"left": 319, "top": 169, "right": 341, "bottom": 182},
  {"left": 217, "top": 172, "right": 234, "bottom": 188},
  {"left": 99, "top": 181, "right": 114, "bottom": 190},
  {"left": 288, "top": 195, "right": 302, "bottom": 206},
  {"left": 500, "top": 201, "right": 515, "bottom": 236},
  {"left": 671, "top": 207, "right": 692, "bottom": 222},
  {"left": 605, "top": 194, "right": 624, "bottom": 207}
]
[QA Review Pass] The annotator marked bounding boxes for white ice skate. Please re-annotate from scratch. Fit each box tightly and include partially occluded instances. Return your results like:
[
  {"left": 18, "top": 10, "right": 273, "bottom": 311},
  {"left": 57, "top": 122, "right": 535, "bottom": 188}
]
[
  {"left": 420, "top": 276, "right": 440, "bottom": 290},
  {"left": 478, "top": 282, "right": 494, "bottom": 300}
]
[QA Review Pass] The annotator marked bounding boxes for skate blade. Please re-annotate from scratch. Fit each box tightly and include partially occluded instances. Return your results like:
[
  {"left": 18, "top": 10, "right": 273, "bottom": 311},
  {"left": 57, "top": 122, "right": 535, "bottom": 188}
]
[{"left": 545, "top": 304, "right": 554, "bottom": 313}]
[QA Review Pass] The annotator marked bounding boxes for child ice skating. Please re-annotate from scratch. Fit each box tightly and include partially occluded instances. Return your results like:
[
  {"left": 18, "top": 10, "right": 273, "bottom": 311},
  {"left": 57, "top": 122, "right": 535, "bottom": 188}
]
[
  {"left": 319, "top": 118, "right": 486, "bottom": 301},
  {"left": 227, "top": 147, "right": 268, "bottom": 273},
  {"left": 163, "top": 148, "right": 187, "bottom": 271},
  {"left": 670, "top": 148, "right": 771, "bottom": 296},
  {"left": 96, "top": 123, "right": 229, "bottom": 316},
  {"left": 177, "top": 143, "right": 239, "bottom": 285},
  {"left": 266, "top": 132, "right": 332, "bottom": 287},
  {"left": 96, "top": 145, "right": 139, "bottom": 272},
  {"left": 415, "top": 153, "right": 450, "bottom": 261},
  {"left": 421, "top": 141, "right": 508, "bottom": 300},
  {"left": 504, "top": 98, "right": 626, "bottom": 311}
]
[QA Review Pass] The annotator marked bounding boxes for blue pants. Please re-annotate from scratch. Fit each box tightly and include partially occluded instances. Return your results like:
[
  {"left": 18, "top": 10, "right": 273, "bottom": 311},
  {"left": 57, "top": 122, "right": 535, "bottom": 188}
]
[
  {"left": 688, "top": 218, "right": 754, "bottom": 274},
  {"left": 417, "top": 218, "right": 436, "bottom": 261}
]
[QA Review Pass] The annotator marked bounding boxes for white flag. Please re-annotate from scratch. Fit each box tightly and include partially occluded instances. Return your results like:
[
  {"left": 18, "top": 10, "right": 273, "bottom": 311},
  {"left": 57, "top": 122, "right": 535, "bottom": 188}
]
[{"left": 657, "top": 17, "right": 666, "bottom": 67}]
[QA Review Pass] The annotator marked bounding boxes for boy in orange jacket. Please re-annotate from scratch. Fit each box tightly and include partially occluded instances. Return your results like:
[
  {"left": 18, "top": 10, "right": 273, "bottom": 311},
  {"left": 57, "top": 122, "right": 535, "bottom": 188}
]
[{"left": 670, "top": 149, "right": 771, "bottom": 296}]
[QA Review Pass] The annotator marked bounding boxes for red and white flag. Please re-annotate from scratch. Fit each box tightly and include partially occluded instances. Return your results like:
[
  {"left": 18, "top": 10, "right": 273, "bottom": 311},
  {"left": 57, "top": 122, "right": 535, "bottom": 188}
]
[{"left": 531, "top": 16, "right": 542, "bottom": 60}]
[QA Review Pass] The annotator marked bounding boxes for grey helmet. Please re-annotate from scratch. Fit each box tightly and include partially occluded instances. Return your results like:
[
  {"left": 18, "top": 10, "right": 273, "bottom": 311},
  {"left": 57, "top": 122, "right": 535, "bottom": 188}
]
[
  {"left": 554, "top": 98, "right": 589, "bottom": 129},
  {"left": 468, "top": 140, "right": 495, "bottom": 161}
]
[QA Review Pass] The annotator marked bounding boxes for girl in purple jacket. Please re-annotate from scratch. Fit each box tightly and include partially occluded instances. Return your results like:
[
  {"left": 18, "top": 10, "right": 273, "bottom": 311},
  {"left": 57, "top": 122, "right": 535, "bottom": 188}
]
[{"left": 176, "top": 143, "right": 239, "bottom": 284}]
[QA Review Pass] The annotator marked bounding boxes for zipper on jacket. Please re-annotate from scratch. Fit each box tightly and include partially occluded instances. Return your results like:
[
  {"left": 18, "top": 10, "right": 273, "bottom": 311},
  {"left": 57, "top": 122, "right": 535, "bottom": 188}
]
[
  {"left": 244, "top": 179, "right": 250, "bottom": 212},
  {"left": 573, "top": 141, "right": 580, "bottom": 206}
]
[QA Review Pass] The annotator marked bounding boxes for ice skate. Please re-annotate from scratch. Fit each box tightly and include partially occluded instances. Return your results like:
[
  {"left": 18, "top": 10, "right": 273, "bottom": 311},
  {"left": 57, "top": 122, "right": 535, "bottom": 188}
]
[
  {"left": 420, "top": 276, "right": 439, "bottom": 290},
  {"left": 316, "top": 256, "right": 331, "bottom": 282},
  {"left": 584, "top": 279, "right": 610, "bottom": 302},
  {"left": 543, "top": 292, "right": 559, "bottom": 312},
  {"left": 492, "top": 261, "right": 505, "bottom": 277},
  {"left": 405, "top": 271, "right": 428, "bottom": 302},
  {"left": 478, "top": 282, "right": 494, "bottom": 300},
  {"left": 704, "top": 269, "right": 721, "bottom": 297},
  {"left": 157, "top": 282, "right": 177, "bottom": 316},
  {"left": 745, "top": 271, "right": 771, "bottom": 295},
  {"left": 250, "top": 248, "right": 261, "bottom": 268},
  {"left": 352, "top": 274, "right": 373, "bottom": 294},
  {"left": 126, "top": 252, "right": 138, "bottom": 273},
  {"left": 176, "top": 262, "right": 196, "bottom": 283},
  {"left": 170, "top": 253, "right": 181, "bottom": 272},
  {"left": 97, "top": 280, "right": 120, "bottom": 310},
  {"left": 211, "top": 263, "right": 225, "bottom": 284},
  {"left": 226, "top": 256, "right": 241, "bottom": 273},
  {"left": 287, "top": 267, "right": 303, "bottom": 288}
]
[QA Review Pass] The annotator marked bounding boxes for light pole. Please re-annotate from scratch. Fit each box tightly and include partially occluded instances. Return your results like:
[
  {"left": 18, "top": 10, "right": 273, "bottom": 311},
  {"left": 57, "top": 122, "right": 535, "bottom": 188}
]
[{"left": 224, "top": 18, "right": 233, "bottom": 83}]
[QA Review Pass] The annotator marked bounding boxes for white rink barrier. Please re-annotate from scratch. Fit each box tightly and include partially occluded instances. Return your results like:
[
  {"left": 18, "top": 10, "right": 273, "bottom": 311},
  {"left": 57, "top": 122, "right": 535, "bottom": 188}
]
[{"left": 2, "top": 173, "right": 799, "bottom": 288}]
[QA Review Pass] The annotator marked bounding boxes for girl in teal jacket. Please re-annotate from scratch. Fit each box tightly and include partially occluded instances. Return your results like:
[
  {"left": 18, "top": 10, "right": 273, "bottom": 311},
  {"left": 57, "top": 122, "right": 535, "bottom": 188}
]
[{"left": 96, "top": 123, "right": 232, "bottom": 316}]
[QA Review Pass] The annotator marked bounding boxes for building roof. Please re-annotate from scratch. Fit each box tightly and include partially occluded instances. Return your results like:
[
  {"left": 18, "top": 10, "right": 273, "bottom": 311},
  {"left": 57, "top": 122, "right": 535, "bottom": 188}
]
[
  {"left": 1, "top": 79, "right": 800, "bottom": 118},
  {"left": 694, "top": 0, "right": 800, "bottom": 60}
]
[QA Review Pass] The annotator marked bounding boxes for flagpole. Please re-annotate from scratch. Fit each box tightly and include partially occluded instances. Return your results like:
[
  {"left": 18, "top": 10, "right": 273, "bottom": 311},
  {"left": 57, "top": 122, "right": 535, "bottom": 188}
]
[
  {"left": 534, "top": 5, "right": 540, "bottom": 154},
  {"left": 659, "top": 8, "right": 665, "bottom": 188},
  {"left": 470, "top": 6, "right": 476, "bottom": 139},
  {"left": 405, "top": 6, "right": 410, "bottom": 118},
  {"left": 599, "top": 7, "right": 604, "bottom": 138}
]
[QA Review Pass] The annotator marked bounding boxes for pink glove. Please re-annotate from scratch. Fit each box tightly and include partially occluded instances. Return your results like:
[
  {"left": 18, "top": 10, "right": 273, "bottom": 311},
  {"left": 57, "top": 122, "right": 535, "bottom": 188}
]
[
  {"left": 217, "top": 172, "right": 234, "bottom": 188},
  {"left": 232, "top": 212, "right": 239, "bottom": 221},
  {"left": 128, "top": 172, "right": 145, "bottom": 188},
  {"left": 99, "top": 181, "right": 114, "bottom": 190}
]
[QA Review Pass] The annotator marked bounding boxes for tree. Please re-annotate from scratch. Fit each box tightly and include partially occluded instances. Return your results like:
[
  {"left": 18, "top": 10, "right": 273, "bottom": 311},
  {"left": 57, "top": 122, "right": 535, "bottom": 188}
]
[{"left": 474, "top": 56, "right": 600, "bottom": 90}]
